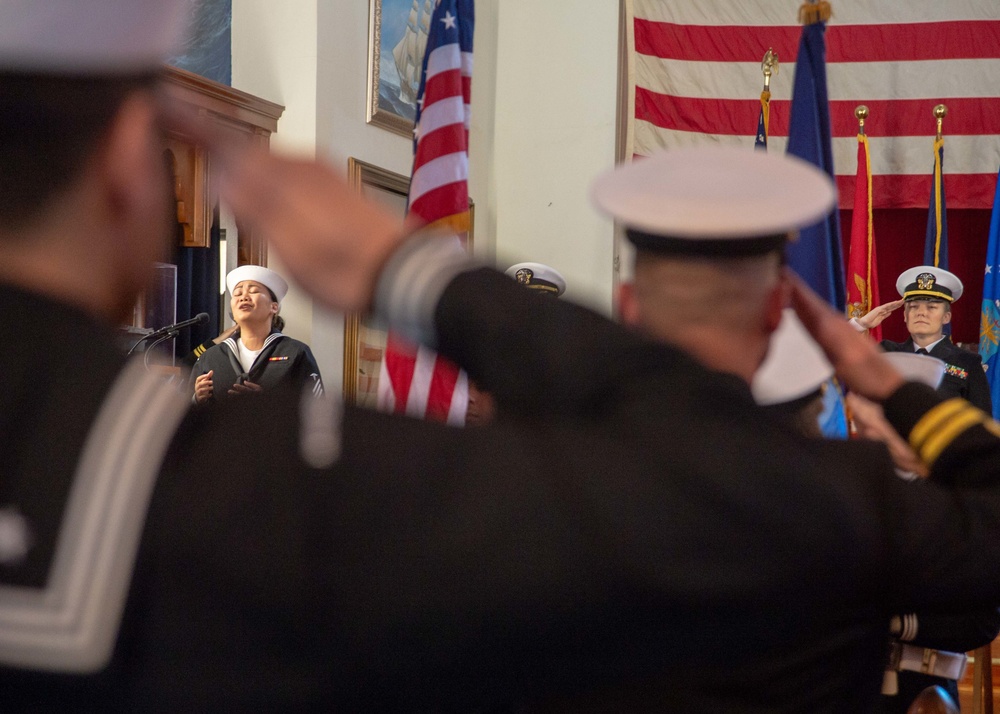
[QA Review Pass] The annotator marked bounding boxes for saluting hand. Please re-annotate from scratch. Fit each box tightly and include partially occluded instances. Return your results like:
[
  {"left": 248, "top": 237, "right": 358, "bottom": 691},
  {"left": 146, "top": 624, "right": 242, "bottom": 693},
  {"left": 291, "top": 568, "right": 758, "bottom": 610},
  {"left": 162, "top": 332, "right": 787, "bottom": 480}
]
[
  {"left": 194, "top": 370, "right": 214, "bottom": 404},
  {"left": 789, "top": 271, "right": 905, "bottom": 402},
  {"left": 856, "top": 299, "right": 905, "bottom": 330}
]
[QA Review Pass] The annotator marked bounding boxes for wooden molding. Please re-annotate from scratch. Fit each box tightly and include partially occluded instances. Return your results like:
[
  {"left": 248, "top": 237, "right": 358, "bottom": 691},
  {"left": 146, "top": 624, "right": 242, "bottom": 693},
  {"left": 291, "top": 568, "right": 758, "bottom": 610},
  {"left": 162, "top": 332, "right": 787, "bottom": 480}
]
[{"left": 161, "top": 66, "right": 284, "bottom": 262}]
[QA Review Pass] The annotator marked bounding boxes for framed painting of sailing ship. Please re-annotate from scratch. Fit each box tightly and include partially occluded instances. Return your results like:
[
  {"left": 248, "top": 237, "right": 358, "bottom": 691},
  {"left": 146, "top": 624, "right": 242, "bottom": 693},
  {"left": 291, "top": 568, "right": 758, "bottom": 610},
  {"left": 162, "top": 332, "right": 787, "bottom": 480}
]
[{"left": 367, "top": 0, "right": 430, "bottom": 138}]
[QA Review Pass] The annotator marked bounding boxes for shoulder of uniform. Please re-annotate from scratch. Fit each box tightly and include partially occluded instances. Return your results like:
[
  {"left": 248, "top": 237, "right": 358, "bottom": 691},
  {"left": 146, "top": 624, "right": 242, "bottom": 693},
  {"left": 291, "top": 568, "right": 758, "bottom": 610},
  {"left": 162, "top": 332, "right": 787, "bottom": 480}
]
[{"left": 954, "top": 348, "right": 983, "bottom": 365}]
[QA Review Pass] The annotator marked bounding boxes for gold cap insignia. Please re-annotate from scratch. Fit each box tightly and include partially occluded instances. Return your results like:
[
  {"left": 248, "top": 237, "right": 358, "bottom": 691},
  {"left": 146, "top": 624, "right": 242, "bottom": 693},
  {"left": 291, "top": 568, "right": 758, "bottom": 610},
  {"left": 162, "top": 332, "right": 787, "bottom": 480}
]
[
  {"left": 515, "top": 268, "right": 533, "bottom": 285},
  {"left": 916, "top": 273, "right": 936, "bottom": 290}
]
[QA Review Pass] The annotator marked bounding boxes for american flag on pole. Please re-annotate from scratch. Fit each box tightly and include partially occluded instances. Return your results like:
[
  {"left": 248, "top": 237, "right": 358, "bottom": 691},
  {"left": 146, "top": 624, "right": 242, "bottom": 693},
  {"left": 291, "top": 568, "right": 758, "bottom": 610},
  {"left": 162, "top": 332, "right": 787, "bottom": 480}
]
[
  {"left": 377, "top": 0, "right": 473, "bottom": 425},
  {"left": 630, "top": 0, "right": 1000, "bottom": 210}
]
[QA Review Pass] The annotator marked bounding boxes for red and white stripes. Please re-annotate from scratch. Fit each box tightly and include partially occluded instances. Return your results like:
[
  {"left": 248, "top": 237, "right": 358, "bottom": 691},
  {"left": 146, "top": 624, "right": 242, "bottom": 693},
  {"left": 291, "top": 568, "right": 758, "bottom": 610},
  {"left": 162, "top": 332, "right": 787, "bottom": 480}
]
[{"left": 631, "top": 0, "right": 1000, "bottom": 209}]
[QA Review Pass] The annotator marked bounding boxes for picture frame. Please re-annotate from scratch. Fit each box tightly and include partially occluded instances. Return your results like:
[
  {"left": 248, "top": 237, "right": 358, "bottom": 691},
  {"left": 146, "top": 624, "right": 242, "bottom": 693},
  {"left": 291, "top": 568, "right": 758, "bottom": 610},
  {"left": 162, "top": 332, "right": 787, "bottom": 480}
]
[
  {"left": 343, "top": 158, "right": 409, "bottom": 407},
  {"left": 367, "top": 0, "right": 427, "bottom": 138},
  {"left": 343, "top": 157, "right": 473, "bottom": 407}
]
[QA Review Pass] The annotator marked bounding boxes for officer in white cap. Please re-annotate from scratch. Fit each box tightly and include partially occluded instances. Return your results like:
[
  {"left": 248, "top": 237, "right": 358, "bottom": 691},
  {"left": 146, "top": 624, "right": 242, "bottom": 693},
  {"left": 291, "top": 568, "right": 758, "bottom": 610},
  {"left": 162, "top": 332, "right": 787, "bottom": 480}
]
[
  {"left": 854, "top": 265, "right": 991, "bottom": 412},
  {"left": 505, "top": 262, "right": 567, "bottom": 298},
  {"left": 190, "top": 265, "right": 323, "bottom": 404},
  {"left": 849, "top": 265, "right": 999, "bottom": 711},
  {"left": 593, "top": 145, "right": 834, "bottom": 386}
]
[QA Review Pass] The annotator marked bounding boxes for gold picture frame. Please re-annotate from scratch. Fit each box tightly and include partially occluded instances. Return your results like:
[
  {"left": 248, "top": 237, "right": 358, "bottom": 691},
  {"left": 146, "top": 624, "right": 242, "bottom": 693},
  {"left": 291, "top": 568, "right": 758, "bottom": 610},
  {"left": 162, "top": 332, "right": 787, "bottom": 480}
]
[
  {"left": 343, "top": 159, "right": 409, "bottom": 406},
  {"left": 366, "top": 0, "right": 424, "bottom": 138},
  {"left": 343, "top": 157, "right": 473, "bottom": 407}
]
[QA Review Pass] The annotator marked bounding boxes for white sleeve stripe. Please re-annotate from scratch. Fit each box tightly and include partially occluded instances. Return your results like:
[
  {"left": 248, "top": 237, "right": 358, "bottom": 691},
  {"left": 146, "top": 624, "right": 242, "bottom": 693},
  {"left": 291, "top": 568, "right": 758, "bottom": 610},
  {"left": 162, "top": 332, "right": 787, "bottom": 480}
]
[
  {"left": 374, "top": 231, "right": 477, "bottom": 348},
  {"left": 0, "top": 362, "right": 190, "bottom": 673}
]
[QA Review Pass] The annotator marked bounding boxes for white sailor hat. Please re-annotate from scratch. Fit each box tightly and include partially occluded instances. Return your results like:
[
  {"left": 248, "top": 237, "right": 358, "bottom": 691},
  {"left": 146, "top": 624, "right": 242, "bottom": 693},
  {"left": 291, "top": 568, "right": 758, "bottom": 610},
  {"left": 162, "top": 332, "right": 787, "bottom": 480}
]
[
  {"left": 590, "top": 146, "right": 836, "bottom": 256},
  {"left": 882, "top": 352, "right": 946, "bottom": 388},
  {"left": 752, "top": 309, "right": 834, "bottom": 406},
  {"left": 505, "top": 262, "right": 567, "bottom": 297},
  {"left": 226, "top": 265, "right": 289, "bottom": 303},
  {"left": 895, "top": 266, "right": 963, "bottom": 303}
]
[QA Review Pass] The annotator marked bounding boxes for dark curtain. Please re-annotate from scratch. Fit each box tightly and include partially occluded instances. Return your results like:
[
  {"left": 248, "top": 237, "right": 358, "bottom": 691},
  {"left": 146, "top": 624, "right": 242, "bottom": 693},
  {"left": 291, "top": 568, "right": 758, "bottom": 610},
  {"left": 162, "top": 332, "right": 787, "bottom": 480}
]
[
  {"left": 840, "top": 208, "right": 991, "bottom": 345},
  {"left": 172, "top": 204, "right": 221, "bottom": 359}
]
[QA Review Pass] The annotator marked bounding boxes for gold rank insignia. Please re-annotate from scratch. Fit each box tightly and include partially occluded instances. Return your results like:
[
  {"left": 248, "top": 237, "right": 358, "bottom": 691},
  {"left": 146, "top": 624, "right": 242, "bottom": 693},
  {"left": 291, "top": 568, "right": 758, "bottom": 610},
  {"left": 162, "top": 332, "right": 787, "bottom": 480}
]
[
  {"left": 515, "top": 268, "right": 534, "bottom": 285},
  {"left": 916, "top": 273, "right": 936, "bottom": 290}
]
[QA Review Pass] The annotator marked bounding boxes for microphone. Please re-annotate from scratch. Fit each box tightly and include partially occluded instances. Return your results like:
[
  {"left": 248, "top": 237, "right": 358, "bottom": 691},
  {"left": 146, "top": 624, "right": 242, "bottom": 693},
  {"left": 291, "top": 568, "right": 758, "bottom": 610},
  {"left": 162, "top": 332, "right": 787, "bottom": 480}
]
[
  {"left": 127, "top": 312, "right": 210, "bottom": 356},
  {"left": 144, "top": 312, "right": 210, "bottom": 340}
]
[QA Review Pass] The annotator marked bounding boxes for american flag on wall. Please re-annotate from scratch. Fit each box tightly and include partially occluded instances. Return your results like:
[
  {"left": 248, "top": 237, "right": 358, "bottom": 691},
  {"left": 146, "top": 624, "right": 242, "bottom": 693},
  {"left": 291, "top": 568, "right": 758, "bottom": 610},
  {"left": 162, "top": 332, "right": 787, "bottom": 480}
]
[
  {"left": 377, "top": 0, "right": 474, "bottom": 425},
  {"left": 630, "top": 0, "right": 1000, "bottom": 210}
]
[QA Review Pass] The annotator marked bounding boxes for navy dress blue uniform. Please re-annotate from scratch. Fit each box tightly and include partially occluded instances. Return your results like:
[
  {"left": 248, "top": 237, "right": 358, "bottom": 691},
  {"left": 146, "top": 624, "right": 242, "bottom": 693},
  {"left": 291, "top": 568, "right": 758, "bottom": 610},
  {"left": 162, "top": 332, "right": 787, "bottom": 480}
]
[
  {"left": 189, "top": 330, "right": 324, "bottom": 402},
  {"left": 881, "top": 337, "right": 992, "bottom": 413},
  {"left": 10, "top": 243, "right": 1000, "bottom": 712}
]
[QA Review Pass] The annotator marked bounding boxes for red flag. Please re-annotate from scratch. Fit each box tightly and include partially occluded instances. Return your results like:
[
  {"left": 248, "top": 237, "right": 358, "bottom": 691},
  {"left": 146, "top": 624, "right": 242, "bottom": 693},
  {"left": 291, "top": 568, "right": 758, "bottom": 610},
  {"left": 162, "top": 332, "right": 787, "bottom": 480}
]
[
  {"left": 377, "top": 0, "right": 473, "bottom": 425},
  {"left": 847, "top": 130, "right": 881, "bottom": 340}
]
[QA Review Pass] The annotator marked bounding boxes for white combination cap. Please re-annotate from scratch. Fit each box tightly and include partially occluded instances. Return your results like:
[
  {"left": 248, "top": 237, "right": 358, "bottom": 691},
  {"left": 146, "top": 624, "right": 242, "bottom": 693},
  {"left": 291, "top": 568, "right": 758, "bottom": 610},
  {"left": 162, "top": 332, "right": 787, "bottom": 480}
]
[
  {"left": 227, "top": 265, "right": 289, "bottom": 303},
  {"left": 752, "top": 309, "right": 834, "bottom": 406},
  {"left": 590, "top": 146, "right": 836, "bottom": 256},
  {"left": 505, "top": 262, "right": 567, "bottom": 297},
  {"left": 895, "top": 266, "right": 964, "bottom": 303},
  {"left": 882, "top": 352, "right": 946, "bottom": 388},
  {"left": 0, "top": 0, "right": 190, "bottom": 74}
]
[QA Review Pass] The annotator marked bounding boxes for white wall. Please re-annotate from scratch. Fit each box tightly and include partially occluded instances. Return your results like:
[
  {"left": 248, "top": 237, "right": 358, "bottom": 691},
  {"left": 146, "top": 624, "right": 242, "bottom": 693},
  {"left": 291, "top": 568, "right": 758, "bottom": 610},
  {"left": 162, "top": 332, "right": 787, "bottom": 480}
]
[
  {"left": 231, "top": 0, "right": 620, "bottom": 394},
  {"left": 489, "top": 1, "right": 619, "bottom": 313},
  {"left": 231, "top": 0, "right": 318, "bottom": 353}
]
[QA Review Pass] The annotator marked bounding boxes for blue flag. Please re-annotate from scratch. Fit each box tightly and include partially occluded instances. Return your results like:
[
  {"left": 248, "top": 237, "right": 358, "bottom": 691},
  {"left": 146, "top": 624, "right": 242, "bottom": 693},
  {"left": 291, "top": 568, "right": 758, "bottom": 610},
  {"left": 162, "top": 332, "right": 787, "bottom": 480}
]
[
  {"left": 979, "top": 166, "right": 1000, "bottom": 419},
  {"left": 924, "top": 137, "right": 949, "bottom": 269},
  {"left": 786, "top": 15, "right": 847, "bottom": 439},
  {"left": 818, "top": 379, "right": 849, "bottom": 439},
  {"left": 754, "top": 89, "right": 769, "bottom": 151},
  {"left": 785, "top": 18, "right": 845, "bottom": 311}
]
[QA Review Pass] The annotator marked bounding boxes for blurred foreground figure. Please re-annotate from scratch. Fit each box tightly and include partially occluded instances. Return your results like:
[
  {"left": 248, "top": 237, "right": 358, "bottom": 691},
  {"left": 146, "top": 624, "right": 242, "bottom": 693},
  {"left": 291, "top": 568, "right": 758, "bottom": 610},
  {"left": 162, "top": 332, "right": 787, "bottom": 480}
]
[
  {"left": 466, "top": 261, "right": 566, "bottom": 425},
  {"left": 8, "top": 6, "right": 1000, "bottom": 712},
  {"left": 753, "top": 318, "right": 1000, "bottom": 712}
]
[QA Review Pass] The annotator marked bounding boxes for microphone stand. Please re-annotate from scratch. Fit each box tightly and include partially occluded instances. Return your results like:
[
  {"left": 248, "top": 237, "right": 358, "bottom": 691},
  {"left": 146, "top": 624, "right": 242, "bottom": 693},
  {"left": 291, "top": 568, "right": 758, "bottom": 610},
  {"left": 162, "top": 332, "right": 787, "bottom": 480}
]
[
  {"left": 126, "top": 330, "right": 155, "bottom": 357},
  {"left": 142, "top": 330, "right": 179, "bottom": 371}
]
